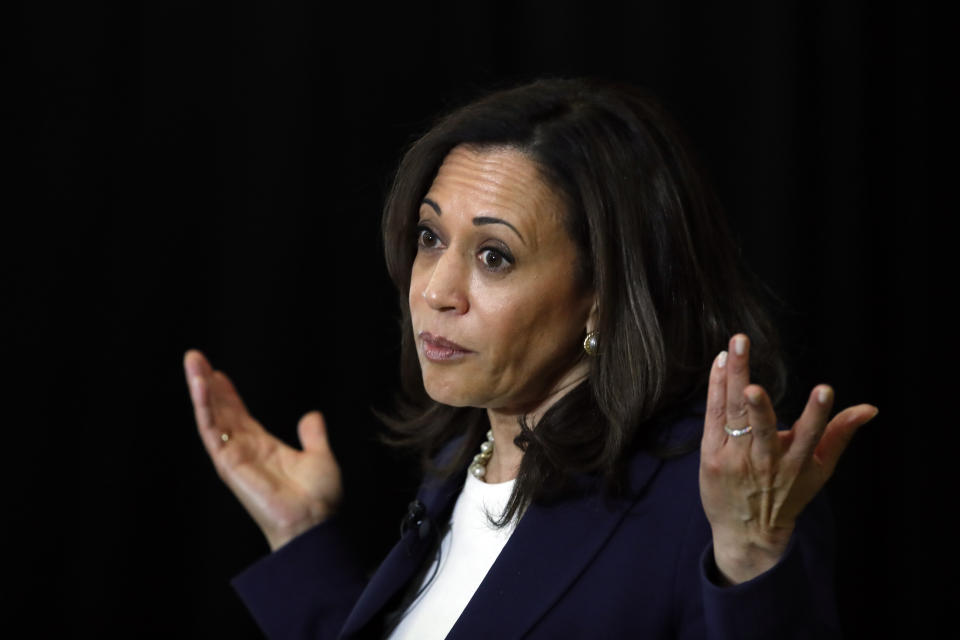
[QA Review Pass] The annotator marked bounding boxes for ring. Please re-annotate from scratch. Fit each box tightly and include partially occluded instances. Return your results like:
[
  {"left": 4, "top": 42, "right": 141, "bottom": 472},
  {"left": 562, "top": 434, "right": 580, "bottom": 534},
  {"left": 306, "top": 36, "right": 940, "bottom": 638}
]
[
  {"left": 220, "top": 432, "right": 230, "bottom": 443},
  {"left": 723, "top": 424, "right": 753, "bottom": 437}
]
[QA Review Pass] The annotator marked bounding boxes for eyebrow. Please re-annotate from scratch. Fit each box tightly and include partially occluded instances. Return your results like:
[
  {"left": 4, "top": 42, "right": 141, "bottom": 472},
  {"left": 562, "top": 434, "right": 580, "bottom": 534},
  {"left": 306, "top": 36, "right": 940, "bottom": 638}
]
[
  {"left": 473, "top": 216, "right": 525, "bottom": 244},
  {"left": 422, "top": 198, "right": 442, "bottom": 216},
  {"left": 421, "top": 198, "right": 526, "bottom": 244}
]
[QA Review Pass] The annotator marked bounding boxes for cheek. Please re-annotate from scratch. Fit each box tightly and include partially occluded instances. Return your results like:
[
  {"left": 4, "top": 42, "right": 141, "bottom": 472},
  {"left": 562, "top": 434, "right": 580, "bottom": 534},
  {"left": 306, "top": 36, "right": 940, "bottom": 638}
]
[
  {"left": 509, "top": 287, "right": 587, "bottom": 359},
  {"left": 479, "top": 298, "right": 546, "bottom": 370}
]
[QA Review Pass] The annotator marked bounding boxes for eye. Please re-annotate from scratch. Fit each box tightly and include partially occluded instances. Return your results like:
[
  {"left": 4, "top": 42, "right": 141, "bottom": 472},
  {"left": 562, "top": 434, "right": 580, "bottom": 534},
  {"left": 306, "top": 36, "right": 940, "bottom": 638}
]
[
  {"left": 416, "top": 225, "right": 441, "bottom": 249},
  {"left": 478, "top": 248, "right": 514, "bottom": 272}
]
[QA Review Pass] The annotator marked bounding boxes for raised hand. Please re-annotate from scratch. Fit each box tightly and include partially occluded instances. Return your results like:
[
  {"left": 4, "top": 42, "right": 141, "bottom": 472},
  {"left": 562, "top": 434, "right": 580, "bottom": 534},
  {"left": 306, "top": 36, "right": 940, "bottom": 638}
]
[
  {"left": 184, "top": 350, "right": 343, "bottom": 551},
  {"left": 699, "top": 334, "right": 878, "bottom": 584}
]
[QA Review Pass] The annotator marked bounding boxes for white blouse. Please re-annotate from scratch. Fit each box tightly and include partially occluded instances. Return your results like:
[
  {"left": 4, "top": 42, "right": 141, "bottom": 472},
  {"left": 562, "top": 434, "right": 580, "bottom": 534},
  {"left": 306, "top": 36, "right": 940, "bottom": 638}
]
[{"left": 387, "top": 472, "right": 518, "bottom": 639}]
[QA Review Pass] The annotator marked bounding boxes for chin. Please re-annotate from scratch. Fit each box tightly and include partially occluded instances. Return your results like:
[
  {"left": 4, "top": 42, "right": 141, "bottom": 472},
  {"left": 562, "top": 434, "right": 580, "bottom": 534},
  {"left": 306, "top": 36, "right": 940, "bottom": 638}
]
[
  {"left": 423, "top": 382, "right": 475, "bottom": 408},
  {"left": 421, "top": 371, "right": 484, "bottom": 408}
]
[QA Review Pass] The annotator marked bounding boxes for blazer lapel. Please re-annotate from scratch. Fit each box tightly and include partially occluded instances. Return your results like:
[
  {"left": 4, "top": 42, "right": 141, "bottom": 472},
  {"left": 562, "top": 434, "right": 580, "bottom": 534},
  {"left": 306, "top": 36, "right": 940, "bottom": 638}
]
[
  {"left": 339, "top": 468, "right": 464, "bottom": 638},
  {"left": 340, "top": 422, "right": 681, "bottom": 639},
  {"left": 445, "top": 450, "right": 664, "bottom": 639}
]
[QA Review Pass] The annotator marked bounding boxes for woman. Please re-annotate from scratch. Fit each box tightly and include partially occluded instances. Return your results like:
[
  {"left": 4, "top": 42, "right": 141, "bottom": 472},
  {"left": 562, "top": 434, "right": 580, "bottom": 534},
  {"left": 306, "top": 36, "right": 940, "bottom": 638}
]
[{"left": 184, "top": 79, "right": 877, "bottom": 639}]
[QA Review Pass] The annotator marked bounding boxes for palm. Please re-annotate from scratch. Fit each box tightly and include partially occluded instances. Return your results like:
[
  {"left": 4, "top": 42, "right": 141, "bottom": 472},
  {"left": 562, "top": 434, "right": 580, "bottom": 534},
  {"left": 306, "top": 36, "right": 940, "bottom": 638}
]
[
  {"left": 698, "top": 334, "right": 877, "bottom": 584},
  {"left": 185, "top": 350, "right": 342, "bottom": 550}
]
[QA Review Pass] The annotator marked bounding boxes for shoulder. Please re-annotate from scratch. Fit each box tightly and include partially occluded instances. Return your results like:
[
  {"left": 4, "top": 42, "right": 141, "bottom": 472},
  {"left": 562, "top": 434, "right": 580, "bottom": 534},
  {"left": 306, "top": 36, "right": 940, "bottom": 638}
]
[
  {"left": 585, "top": 407, "right": 710, "bottom": 573},
  {"left": 511, "top": 411, "right": 710, "bottom": 636},
  {"left": 624, "top": 405, "right": 705, "bottom": 505}
]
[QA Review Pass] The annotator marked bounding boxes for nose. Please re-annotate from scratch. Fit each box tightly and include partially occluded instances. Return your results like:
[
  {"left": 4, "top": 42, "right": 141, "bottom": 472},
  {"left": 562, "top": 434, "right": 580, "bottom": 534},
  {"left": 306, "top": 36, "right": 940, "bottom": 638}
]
[{"left": 421, "top": 251, "right": 470, "bottom": 314}]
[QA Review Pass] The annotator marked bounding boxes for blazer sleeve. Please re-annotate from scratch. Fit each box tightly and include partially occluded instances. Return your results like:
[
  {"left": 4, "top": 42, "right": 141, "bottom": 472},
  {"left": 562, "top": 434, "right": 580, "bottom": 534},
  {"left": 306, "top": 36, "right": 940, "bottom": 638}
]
[
  {"left": 231, "top": 517, "right": 368, "bottom": 640},
  {"left": 689, "top": 493, "right": 841, "bottom": 640}
]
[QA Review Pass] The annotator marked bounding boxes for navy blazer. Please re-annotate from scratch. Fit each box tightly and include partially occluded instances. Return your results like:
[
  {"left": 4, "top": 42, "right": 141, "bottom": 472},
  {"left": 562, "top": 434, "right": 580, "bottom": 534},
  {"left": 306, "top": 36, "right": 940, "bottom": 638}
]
[{"left": 232, "top": 412, "right": 840, "bottom": 639}]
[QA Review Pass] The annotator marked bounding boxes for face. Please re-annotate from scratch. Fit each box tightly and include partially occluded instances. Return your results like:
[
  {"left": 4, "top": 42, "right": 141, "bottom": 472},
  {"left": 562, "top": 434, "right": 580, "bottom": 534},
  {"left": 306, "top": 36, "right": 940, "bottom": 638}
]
[{"left": 409, "top": 145, "right": 595, "bottom": 413}]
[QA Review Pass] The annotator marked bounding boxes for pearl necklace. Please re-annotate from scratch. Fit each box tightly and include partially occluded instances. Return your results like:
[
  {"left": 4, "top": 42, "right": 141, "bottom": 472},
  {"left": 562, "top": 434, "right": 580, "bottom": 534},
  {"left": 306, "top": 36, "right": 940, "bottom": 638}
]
[{"left": 468, "top": 429, "right": 495, "bottom": 480}]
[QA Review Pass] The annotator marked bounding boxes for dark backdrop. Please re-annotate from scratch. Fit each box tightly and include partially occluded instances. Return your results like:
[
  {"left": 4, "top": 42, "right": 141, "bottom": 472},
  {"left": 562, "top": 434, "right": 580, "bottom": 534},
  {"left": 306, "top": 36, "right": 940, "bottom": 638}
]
[{"left": 7, "top": 1, "right": 934, "bottom": 638}]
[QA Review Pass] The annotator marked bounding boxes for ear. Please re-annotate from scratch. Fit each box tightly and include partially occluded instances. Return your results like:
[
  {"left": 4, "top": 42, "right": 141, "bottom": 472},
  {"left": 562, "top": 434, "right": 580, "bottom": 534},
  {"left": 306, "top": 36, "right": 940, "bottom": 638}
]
[{"left": 585, "top": 298, "right": 599, "bottom": 334}]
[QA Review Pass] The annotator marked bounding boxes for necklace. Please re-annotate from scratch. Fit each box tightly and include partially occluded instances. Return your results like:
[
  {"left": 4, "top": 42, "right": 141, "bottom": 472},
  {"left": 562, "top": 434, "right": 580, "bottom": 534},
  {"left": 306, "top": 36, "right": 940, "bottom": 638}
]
[{"left": 468, "top": 429, "right": 495, "bottom": 480}]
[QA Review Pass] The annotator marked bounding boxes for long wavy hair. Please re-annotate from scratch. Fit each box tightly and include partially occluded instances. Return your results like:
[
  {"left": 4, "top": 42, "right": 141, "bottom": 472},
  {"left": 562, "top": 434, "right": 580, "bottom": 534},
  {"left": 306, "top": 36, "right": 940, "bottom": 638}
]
[{"left": 380, "top": 78, "right": 784, "bottom": 525}]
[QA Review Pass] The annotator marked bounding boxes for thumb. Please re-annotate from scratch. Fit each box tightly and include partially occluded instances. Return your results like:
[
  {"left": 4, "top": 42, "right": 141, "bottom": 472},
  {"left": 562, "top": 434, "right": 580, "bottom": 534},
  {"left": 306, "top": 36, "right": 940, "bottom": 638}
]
[{"left": 297, "top": 411, "right": 332, "bottom": 453}]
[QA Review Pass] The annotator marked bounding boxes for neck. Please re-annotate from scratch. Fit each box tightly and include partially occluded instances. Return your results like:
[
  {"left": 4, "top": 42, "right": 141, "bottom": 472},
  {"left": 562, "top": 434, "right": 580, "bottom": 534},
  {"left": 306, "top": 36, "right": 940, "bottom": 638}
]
[
  {"left": 481, "top": 411, "right": 524, "bottom": 484},
  {"left": 482, "top": 360, "right": 589, "bottom": 484}
]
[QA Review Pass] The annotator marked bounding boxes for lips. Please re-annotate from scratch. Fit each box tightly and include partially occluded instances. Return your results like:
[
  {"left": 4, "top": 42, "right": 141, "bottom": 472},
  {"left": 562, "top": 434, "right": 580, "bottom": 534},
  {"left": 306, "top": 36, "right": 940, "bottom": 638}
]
[{"left": 419, "top": 332, "right": 473, "bottom": 361}]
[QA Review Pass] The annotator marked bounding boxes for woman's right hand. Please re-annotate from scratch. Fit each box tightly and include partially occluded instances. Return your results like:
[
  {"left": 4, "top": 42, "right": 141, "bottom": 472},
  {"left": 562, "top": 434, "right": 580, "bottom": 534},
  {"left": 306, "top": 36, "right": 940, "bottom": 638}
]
[{"left": 184, "top": 350, "right": 343, "bottom": 551}]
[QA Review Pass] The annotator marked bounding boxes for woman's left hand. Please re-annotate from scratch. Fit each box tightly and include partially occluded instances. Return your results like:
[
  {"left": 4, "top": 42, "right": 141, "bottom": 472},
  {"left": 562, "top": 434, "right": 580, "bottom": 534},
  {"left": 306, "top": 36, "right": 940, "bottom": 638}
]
[{"left": 699, "top": 334, "right": 878, "bottom": 585}]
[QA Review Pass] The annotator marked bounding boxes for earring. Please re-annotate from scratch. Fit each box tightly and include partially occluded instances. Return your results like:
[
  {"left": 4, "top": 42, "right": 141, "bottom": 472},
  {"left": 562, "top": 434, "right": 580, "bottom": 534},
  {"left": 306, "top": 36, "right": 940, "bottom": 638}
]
[{"left": 583, "top": 331, "right": 599, "bottom": 356}]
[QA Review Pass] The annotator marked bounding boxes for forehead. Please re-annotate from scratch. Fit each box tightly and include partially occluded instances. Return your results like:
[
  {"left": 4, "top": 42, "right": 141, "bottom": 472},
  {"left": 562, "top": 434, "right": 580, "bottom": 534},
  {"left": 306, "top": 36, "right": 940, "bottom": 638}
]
[{"left": 424, "top": 146, "right": 567, "bottom": 241}]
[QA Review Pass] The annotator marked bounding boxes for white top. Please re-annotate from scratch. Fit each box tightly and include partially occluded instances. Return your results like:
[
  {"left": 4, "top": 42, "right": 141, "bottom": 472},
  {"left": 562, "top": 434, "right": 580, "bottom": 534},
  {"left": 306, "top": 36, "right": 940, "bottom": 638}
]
[{"left": 387, "top": 472, "right": 518, "bottom": 640}]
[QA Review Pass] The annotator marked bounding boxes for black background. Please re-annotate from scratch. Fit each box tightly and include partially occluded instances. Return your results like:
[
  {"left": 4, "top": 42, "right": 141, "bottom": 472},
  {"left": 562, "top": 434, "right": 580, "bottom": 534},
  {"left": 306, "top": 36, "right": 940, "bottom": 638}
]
[{"left": 7, "top": 1, "right": 935, "bottom": 637}]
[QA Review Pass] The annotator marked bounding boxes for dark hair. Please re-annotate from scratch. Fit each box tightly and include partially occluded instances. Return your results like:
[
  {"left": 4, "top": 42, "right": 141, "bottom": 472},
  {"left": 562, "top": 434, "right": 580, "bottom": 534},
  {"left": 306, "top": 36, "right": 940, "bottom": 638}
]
[{"left": 381, "top": 78, "right": 784, "bottom": 524}]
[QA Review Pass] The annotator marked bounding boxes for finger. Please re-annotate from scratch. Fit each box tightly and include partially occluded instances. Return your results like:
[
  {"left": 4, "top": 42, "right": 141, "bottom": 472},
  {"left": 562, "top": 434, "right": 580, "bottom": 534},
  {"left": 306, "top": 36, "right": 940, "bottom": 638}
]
[
  {"left": 209, "top": 370, "right": 250, "bottom": 419},
  {"left": 744, "top": 384, "right": 778, "bottom": 464},
  {"left": 814, "top": 404, "right": 878, "bottom": 475},
  {"left": 184, "top": 350, "right": 216, "bottom": 434},
  {"left": 298, "top": 411, "right": 332, "bottom": 454},
  {"left": 724, "top": 334, "right": 751, "bottom": 439},
  {"left": 184, "top": 350, "right": 212, "bottom": 426},
  {"left": 183, "top": 351, "right": 254, "bottom": 451},
  {"left": 702, "top": 350, "right": 728, "bottom": 453},
  {"left": 786, "top": 385, "right": 834, "bottom": 466},
  {"left": 207, "top": 371, "right": 262, "bottom": 447},
  {"left": 183, "top": 349, "right": 212, "bottom": 384},
  {"left": 189, "top": 375, "right": 226, "bottom": 457}
]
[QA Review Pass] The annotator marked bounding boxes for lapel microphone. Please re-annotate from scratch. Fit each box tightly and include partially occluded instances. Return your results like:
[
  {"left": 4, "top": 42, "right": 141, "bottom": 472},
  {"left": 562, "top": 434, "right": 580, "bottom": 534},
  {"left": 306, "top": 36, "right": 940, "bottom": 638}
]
[{"left": 400, "top": 500, "right": 431, "bottom": 541}]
